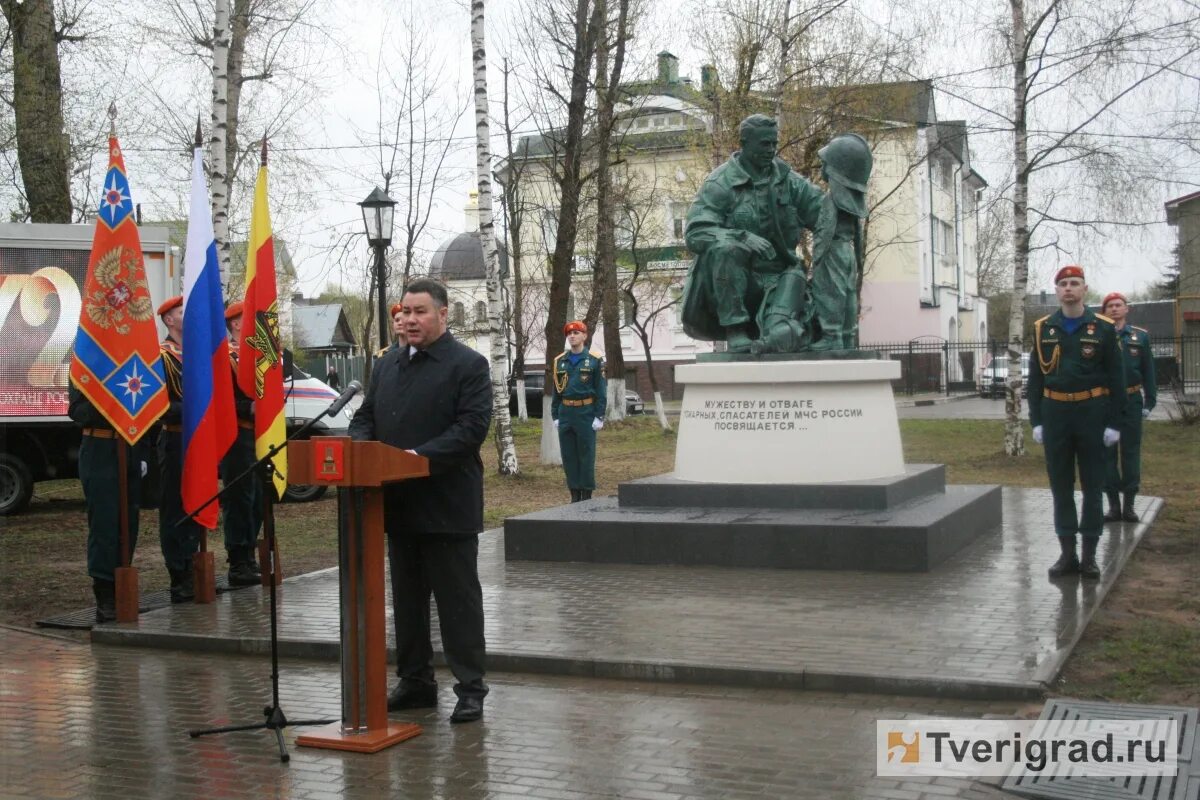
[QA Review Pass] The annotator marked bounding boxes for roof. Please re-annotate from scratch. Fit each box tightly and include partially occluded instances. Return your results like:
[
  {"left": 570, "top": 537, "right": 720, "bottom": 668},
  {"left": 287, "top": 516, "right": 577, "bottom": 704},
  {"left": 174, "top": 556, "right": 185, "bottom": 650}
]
[
  {"left": 793, "top": 79, "right": 935, "bottom": 127},
  {"left": 1165, "top": 190, "right": 1200, "bottom": 225},
  {"left": 291, "top": 304, "right": 356, "bottom": 350},
  {"left": 429, "top": 232, "right": 509, "bottom": 282},
  {"left": 150, "top": 219, "right": 299, "bottom": 281}
]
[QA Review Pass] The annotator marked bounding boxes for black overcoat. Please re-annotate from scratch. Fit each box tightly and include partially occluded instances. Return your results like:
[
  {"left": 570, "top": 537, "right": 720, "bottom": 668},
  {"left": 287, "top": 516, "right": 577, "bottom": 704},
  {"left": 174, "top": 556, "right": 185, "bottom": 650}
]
[{"left": 349, "top": 331, "right": 492, "bottom": 535}]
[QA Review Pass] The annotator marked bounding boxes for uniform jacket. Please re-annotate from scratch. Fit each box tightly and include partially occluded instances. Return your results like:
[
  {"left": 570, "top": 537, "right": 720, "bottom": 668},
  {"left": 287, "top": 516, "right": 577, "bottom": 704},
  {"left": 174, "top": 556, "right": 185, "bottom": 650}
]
[
  {"left": 550, "top": 349, "right": 607, "bottom": 421},
  {"left": 1116, "top": 325, "right": 1156, "bottom": 410},
  {"left": 1028, "top": 308, "right": 1127, "bottom": 429},
  {"left": 160, "top": 337, "right": 184, "bottom": 425},
  {"left": 349, "top": 331, "right": 492, "bottom": 535}
]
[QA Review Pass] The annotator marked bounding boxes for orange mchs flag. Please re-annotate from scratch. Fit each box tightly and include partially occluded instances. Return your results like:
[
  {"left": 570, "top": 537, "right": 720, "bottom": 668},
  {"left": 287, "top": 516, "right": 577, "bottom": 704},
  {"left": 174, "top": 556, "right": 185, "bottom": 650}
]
[
  {"left": 69, "top": 135, "right": 168, "bottom": 444},
  {"left": 237, "top": 144, "right": 287, "bottom": 498}
]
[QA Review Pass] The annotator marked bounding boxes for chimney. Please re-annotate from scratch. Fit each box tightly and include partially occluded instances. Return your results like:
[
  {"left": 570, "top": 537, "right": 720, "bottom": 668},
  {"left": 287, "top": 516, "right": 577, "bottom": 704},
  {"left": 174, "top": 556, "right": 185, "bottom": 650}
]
[
  {"left": 700, "top": 64, "right": 719, "bottom": 96},
  {"left": 657, "top": 51, "right": 679, "bottom": 85}
]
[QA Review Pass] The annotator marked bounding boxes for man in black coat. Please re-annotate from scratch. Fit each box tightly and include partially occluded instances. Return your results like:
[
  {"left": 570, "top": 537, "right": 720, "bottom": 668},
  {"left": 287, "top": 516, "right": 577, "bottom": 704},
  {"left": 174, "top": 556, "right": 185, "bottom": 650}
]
[{"left": 348, "top": 278, "right": 493, "bottom": 724}]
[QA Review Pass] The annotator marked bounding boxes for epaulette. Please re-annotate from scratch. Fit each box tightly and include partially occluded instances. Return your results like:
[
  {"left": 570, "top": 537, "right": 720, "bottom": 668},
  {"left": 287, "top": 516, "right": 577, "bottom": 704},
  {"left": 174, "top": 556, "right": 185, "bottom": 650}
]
[
  {"left": 375, "top": 346, "right": 389, "bottom": 358},
  {"left": 1094, "top": 312, "right": 1115, "bottom": 324},
  {"left": 589, "top": 348, "right": 604, "bottom": 360},
  {"left": 1035, "top": 314, "right": 1051, "bottom": 325},
  {"left": 1131, "top": 325, "right": 1148, "bottom": 334},
  {"left": 554, "top": 350, "right": 568, "bottom": 362}
]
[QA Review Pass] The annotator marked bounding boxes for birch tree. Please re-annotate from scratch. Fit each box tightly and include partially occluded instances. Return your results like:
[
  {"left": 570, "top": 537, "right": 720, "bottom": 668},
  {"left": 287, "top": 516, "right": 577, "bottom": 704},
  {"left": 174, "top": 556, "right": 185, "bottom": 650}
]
[
  {"left": 471, "top": 0, "right": 519, "bottom": 475},
  {"left": 210, "top": 0, "right": 231, "bottom": 286}
]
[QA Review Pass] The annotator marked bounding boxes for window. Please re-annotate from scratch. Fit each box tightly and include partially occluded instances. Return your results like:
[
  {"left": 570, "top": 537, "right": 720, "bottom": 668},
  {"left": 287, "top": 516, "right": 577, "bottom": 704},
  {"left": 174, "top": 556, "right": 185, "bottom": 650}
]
[
  {"left": 452, "top": 302, "right": 466, "bottom": 326},
  {"left": 540, "top": 210, "right": 558, "bottom": 248},
  {"left": 667, "top": 201, "right": 687, "bottom": 241},
  {"left": 636, "top": 116, "right": 649, "bottom": 129},
  {"left": 621, "top": 291, "right": 636, "bottom": 327},
  {"left": 475, "top": 301, "right": 487, "bottom": 323}
]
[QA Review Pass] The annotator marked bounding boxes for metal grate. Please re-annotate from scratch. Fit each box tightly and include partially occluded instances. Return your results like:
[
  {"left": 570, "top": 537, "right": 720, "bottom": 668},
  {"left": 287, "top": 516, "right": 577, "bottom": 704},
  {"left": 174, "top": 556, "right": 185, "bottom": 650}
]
[
  {"left": 1001, "top": 699, "right": 1198, "bottom": 800},
  {"left": 36, "top": 575, "right": 242, "bottom": 630}
]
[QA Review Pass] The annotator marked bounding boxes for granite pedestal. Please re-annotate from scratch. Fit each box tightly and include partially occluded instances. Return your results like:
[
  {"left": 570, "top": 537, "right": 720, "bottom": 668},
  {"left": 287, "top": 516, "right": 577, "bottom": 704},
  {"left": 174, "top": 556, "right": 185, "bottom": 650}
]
[{"left": 504, "top": 465, "right": 1001, "bottom": 571}]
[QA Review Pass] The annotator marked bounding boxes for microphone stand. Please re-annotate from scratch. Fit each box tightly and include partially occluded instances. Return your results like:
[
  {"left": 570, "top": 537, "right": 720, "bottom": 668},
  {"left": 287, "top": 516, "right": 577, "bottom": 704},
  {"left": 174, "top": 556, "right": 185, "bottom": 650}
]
[{"left": 184, "top": 386, "right": 359, "bottom": 762}]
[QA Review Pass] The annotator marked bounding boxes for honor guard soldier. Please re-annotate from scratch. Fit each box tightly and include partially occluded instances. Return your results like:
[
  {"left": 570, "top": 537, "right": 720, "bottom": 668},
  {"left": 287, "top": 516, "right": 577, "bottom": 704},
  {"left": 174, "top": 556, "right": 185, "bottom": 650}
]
[
  {"left": 157, "top": 295, "right": 204, "bottom": 602},
  {"left": 68, "top": 386, "right": 145, "bottom": 622},
  {"left": 221, "top": 301, "right": 262, "bottom": 586},
  {"left": 551, "top": 320, "right": 607, "bottom": 502},
  {"left": 376, "top": 302, "right": 406, "bottom": 357},
  {"left": 1028, "top": 266, "right": 1126, "bottom": 579},
  {"left": 1100, "top": 292, "right": 1156, "bottom": 523}
]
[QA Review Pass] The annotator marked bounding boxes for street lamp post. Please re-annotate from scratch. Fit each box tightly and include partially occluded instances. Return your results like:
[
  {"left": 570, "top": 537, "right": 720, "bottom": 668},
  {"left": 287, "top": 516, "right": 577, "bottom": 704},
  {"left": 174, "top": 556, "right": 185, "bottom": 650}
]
[{"left": 358, "top": 187, "right": 397, "bottom": 353}]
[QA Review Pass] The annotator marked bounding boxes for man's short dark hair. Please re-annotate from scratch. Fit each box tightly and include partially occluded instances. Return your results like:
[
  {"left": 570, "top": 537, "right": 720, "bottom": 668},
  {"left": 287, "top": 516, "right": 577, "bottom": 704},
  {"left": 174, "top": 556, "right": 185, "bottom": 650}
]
[
  {"left": 739, "top": 114, "right": 778, "bottom": 142},
  {"left": 403, "top": 278, "right": 449, "bottom": 309}
]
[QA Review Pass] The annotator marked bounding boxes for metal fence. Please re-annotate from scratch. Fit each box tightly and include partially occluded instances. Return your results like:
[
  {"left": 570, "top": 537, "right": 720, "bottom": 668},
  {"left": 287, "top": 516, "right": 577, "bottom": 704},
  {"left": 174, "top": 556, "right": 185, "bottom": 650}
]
[
  {"left": 863, "top": 335, "right": 1200, "bottom": 397},
  {"left": 293, "top": 351, "right": 368, "bottom": 390}
]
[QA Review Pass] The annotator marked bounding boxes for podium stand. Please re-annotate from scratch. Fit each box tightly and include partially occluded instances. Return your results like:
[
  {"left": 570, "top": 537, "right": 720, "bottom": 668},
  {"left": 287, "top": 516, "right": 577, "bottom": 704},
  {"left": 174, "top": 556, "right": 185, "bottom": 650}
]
[{"left": 287, "top": 436, "right": 430, "bottom": 753}]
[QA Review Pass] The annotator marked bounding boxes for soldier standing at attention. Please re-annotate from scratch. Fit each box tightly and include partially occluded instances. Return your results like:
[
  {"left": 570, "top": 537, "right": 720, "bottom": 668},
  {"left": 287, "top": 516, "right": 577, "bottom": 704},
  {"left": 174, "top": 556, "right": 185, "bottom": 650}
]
[
  {"left": 1100, "top": 292, "right": 1156, "bottom": 523},
  {"left": 157, "top": 295, "right": 204, "bottom": 602},
  {"left": 551, "top": 321, "right": 607, "bottom": 502},
  {"left": 221, "top": 301, "right": 262, "bottom": 586},
  {"left": 377, "top": 302, "right": 406, "bottom": 358},
  {"left": 1028, "top": 266, "right": 1126, "bottom": 579}
]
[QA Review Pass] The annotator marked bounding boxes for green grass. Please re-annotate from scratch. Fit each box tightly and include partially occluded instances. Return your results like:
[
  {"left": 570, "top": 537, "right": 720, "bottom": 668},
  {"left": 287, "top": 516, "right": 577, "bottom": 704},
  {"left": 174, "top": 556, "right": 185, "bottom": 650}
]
[{"left": 2, "top": 415, "right": 1196, "bottom": 704}]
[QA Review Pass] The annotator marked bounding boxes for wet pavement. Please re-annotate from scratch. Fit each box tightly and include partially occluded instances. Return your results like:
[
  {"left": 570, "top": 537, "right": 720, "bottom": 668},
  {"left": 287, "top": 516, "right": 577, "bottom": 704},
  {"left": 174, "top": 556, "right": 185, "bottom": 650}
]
[
  {"left": 91, "top": 489, "right": 1160, "bottom": 700},
  {"left": 0, "top": 626, "right": 1018, "bottom": 800}
]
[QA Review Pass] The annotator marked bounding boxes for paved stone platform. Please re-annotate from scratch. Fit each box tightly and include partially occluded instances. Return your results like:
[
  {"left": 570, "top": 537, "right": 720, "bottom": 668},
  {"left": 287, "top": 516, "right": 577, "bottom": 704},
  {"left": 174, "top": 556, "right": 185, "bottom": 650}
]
[
  {"left": 90, "top": 489, "right": 1159, "bottom": 701},
  {"left": 0, "top": 626, "right": 1020, "bottom": 800}
]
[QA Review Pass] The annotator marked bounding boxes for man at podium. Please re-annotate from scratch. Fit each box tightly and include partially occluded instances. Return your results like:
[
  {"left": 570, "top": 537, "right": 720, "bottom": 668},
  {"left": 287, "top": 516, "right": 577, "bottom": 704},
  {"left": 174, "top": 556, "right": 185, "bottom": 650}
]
[{"left": 349, "top": 278, "right": 493, "bottom": 724}]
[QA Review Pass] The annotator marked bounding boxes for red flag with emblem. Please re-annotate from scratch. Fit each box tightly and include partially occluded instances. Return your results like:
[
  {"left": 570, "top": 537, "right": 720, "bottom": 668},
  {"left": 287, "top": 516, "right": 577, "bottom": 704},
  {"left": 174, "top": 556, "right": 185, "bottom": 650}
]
[{"left": 69, "top": 134, "right": 168, "bottom": 444}]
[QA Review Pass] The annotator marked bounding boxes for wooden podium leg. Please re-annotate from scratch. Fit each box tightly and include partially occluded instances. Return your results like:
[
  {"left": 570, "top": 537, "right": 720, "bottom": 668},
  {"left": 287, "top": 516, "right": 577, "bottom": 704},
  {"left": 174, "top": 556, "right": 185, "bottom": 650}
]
[
  {"left": 114, "top": 566, "right": 139, "bottom": 622},
  {"left": 297, "top": 487, "right": 421, "bottom": 753},
  {"left": 193, "top": 550, "right": 217, "bottom": 604}
]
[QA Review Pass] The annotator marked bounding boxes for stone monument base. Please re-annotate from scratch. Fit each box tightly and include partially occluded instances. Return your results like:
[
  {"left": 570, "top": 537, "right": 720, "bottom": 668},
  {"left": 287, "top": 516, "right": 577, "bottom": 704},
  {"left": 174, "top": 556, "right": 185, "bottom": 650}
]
[{"left": 504, "top": 465, "right": 1002, "bottom": 572}]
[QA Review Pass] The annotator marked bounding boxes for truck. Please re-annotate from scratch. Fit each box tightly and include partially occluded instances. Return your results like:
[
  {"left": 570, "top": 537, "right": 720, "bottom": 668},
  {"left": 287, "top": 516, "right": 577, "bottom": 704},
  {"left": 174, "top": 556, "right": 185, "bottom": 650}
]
[{"left": 0, "top": 222, "right": 348, "bottom": 515}]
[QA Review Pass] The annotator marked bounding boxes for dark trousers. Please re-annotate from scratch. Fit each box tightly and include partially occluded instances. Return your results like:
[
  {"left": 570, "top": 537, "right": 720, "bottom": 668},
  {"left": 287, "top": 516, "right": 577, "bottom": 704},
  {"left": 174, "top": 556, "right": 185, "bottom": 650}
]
[
  {"left": 558, "top": 409, "right": 598, "bottom": 491},
  {"left": 1104, "top": 394, "right": 1143, "bottom": 494},
  {"left": 221, "top": 427, "right": 262, "bottom": 554},
  {"left": 386, "top": 532, "right": 487, "bottom": 700},
  {"left": 80, "top": 435, "right": 141, "bottom": 582},
  {"left": 157, "top": 430, "right": 203, "bottom": 571},
  {"left": 1040, "top": 396, "right": 1108, "bottom": 538}
]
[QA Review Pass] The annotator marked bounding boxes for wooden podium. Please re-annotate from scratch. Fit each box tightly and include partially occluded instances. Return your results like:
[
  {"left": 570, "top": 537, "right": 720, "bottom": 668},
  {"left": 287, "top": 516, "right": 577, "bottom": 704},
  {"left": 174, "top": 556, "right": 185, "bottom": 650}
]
[{"left": 287, "top": 436, "right": 430, "bottom": 753}]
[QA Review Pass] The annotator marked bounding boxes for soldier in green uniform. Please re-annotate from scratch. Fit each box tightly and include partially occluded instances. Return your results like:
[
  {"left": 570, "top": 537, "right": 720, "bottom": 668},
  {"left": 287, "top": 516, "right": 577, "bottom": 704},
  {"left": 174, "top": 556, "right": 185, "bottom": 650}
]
[
  {"left": 1028, "top": 266, "right": 1127, "bottom": 579},
  {"left": 551, "top": 320, "right": 607, "bottom": 502},
  {"left": 68, "top": 386, "right": 145, "bottom": 622},
  {"left": 220, "top": 301, "right": 262, "bottom": 586},
  {"left": 156, "top": 295, "right": 203, "bottom": 602},
  {"left": 376, "top": 302, "right": 405, "bottom": 358},
  {"left": 1100, "top": 292, "right": 1156, "bottom": 523}
]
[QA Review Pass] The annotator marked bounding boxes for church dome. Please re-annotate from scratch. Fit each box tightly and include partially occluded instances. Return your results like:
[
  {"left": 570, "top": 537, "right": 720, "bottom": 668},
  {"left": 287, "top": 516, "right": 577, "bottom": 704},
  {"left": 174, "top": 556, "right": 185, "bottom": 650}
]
[{"left": 428, "top": 232, "right": 509, "bottom": 282}]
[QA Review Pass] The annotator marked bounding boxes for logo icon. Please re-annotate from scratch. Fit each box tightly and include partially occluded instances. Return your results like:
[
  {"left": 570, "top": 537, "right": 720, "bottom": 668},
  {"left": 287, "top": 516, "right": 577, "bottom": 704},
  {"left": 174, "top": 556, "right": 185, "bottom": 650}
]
[{"left": 887, "top": 731, "right": 920, "bottom": 764}]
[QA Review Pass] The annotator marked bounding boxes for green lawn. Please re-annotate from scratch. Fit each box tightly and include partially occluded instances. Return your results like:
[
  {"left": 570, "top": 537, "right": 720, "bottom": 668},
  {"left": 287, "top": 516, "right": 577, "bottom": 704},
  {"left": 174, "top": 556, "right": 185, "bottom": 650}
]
[{"left": 2, "top": 416, "right": 1195, "bottom": 704}]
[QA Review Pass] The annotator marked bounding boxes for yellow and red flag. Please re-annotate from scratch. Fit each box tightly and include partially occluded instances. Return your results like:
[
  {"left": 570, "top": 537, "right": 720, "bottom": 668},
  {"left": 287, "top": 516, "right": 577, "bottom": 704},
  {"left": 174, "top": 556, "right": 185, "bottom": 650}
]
[
  {"left": 237, "top": 142, "right": 287, "bottom": 498},
  {"left": 69, "top": 135, "right": 168, "bottom": 443}
]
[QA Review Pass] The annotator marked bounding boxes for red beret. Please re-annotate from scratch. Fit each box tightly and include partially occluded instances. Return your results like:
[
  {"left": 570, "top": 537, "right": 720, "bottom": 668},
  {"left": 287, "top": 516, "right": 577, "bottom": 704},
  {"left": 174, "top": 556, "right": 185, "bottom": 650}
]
[
  {"left": 390, "top": 302, "right": 404, "bottom": 317},
  {"left": 157, "top": 295, "right": 182, "bottom": 316},
  {"left": 1101, "top": 292, "right": 1127, "bottom": 310},
  {"left": 224, "top": 301, "right": 243, "bottom": 320},
  {"left": 564, "top": 320, "right": 587, "bottom": 335},
  {"left": 1054, "top": 265, "right": 1085, "bottom": 284}
]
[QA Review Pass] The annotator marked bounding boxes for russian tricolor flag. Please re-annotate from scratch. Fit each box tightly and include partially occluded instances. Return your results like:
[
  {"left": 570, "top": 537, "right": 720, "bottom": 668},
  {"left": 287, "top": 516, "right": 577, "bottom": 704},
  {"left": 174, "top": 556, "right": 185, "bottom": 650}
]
[{"left": 181, "top": 139, "right": 237, "bottom": 529}]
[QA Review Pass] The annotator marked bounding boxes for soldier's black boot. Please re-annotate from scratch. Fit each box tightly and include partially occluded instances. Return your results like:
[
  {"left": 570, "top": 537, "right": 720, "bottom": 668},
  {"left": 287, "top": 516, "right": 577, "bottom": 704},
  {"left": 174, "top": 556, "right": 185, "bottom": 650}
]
[
  {"left": 1103, "top": 491, "right": 1122, "bottom": 522},
  {"left": 169, "top": 567, "right": 195, "bottom": 604},
  {"left": 580, "top": 490, "right": 592, "bottom": 500},
  {"left": 1079, "top": 537, "right": 1101, "bottom": 579},
  {"left": 1048, "top": 535, "right": 1079, "bottom": 578},
  {"left": 569, "top": 488, "right": 581, "bottom": 503},
  {"left": 227, "top": 547, "right": 259, "bottom": 587},
  {"left": 93, "top": 579, "right": 117, "bottom": 623},
  {"left": 1122, "top": 492, "right": 1139, "bottom": 523}
]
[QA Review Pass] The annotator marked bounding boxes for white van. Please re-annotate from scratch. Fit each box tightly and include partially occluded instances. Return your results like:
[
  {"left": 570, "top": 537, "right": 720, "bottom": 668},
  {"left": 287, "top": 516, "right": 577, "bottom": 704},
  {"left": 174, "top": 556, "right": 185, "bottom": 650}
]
[{"left": 282, "top": 364, "right": 353, "bottom": 502}]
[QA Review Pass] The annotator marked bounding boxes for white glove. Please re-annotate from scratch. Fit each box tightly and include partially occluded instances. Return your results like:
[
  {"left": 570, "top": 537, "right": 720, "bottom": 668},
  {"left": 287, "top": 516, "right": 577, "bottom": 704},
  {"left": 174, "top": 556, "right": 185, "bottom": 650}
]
[
  {"left": 1103, "top": 427, "right": 1120, "bottom": 447},
  {"left": 140, "top": 461, "right": 148, "bottom": 477},
  {"left": 554, "top": 419, "right": 563, "bottom": 430},
  {"left": 1032, "top": 426, "right": 1043, "bottom": 444},
  {"left": 1141, "top": 408, "right": 1151, "bottom": 419},
  {"left": 592, "top": 418, "right": 604, "bottom": 431}
]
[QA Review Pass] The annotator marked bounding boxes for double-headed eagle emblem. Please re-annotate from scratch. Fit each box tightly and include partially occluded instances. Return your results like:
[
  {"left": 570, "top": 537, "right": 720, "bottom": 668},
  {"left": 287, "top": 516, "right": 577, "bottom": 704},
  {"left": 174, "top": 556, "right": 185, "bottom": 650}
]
[
  {"left": 245, "top": 302, "right": 281, "bottom": 398},
  {"left": 84, "top": 245, "right": 155, "bottom": 335}
]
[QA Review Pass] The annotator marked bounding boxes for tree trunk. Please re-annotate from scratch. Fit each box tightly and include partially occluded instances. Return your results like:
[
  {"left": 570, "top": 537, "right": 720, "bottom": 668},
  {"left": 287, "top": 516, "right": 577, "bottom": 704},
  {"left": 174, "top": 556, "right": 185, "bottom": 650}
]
[
  {"left": 2, "top": 0, "right": 72, "bottom": 223},
  {"left": 501, "top": 60, "right": 528, "bottom": 419},
  {"left": 471, "top": 0, "right": 519, "bottom": 476},
  {"left": 541, "top": 0, "right": 602, "bottom": 462},
  {"left": 774, "top": 0, "right": 792, "bottom": 129},
  {"left": 1004, "top": 0, "right": 1030, "bottom": 457},
  {"left": 210, "top": 0, "right": 232, "bottom": 289},
  {"left": 225, "top": 0, "right": 251, "bottom": 202},
  {"left": 638, "top": 324, "right": 671, "bottom": 431}
]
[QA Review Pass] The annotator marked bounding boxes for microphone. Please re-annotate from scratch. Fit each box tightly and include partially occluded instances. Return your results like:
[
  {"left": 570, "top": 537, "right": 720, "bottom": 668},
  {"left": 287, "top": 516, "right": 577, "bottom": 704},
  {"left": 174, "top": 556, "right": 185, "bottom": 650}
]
[{"left": 324, "top": 380, "right": 363, "bottom": 417}]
